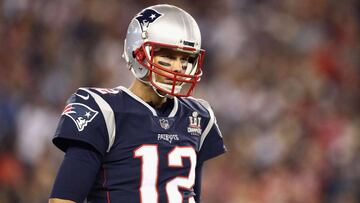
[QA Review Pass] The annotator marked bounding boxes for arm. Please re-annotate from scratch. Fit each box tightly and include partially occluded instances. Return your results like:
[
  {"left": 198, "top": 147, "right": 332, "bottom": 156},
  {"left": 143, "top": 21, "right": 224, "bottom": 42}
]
[
  {"left": 49, "top": 198, "right": 76, "bottom": 203},
  {"left": 194, "top": 162, "right": 203, "bottom": 203},
  {"left": 49, "top": 143, "right": 102, "bottom": 202}
]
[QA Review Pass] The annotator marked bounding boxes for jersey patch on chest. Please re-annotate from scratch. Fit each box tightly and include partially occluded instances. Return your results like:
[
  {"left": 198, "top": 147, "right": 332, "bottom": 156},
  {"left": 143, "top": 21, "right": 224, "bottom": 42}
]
[{"left": 187, "top": 111, "right": 202, "bottom": 136}]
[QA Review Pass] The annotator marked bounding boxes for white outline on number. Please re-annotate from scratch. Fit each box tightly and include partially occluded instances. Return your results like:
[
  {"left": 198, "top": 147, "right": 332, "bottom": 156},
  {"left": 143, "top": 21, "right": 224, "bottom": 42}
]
[
  {"left": 134, "top": 145, "right": 196, "bottom": 203},
  {"left": 166, "top": 146, "right": 196, "bottom": 203},
  {"left": 134, "top": 145, "right": 159, "bottom": 203}
]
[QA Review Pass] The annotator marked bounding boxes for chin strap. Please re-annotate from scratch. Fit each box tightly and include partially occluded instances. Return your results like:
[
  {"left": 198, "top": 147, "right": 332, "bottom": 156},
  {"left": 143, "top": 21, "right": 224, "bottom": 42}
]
[
  {"left": 136, "top": 77, "right": 173, "bottom": 99},
  {"left": 152, "top": 86, "right": 175, "bottom": 99},
  {"left": 153, "top": 86, "right": 166, "bottom": 98}
]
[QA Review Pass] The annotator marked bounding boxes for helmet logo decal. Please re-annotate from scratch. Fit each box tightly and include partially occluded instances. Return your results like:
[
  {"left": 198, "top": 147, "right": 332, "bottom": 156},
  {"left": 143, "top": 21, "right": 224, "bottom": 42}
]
[{"left": 135, "top": 9, "right": 162, "bottom": 31}]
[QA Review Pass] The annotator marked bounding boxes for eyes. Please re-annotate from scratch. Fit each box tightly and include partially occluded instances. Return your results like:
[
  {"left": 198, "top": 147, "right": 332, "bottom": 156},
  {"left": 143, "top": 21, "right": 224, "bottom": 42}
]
[
  {"left": 158, "top": 54, "right": 189, "bottom": 63},
  {"left": 156, "top": 54, "right": 189, "bottom": 70}
]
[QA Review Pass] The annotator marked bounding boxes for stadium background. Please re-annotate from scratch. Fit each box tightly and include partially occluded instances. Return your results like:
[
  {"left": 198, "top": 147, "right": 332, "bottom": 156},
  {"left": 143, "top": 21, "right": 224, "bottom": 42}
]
[{"left": 0, "top": 0, "right": 359, "bottom": 202}]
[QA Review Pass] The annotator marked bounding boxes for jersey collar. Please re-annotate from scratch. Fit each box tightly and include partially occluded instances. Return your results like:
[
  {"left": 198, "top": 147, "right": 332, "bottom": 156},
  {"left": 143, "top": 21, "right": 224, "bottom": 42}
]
[{"left": 118, "top": 86, "right": 178, "bottom": 117}]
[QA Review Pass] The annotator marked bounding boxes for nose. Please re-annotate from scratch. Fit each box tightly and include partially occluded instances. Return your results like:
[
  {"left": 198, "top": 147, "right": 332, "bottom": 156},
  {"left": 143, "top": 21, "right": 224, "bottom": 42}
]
[{"left": 172, "top": 58, "right": 183, "bottom": 73}]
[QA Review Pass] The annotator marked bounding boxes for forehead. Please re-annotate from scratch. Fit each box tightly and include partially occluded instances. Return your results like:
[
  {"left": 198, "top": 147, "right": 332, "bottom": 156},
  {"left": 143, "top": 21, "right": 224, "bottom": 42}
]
[{"left": 154, "top": 48, "right": 192, "bottom": 57}]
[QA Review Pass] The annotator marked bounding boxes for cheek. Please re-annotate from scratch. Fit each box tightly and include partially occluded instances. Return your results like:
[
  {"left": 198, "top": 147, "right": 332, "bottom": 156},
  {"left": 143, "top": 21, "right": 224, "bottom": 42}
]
[
  {"left": 154, "top": 68, "right": 172, "bottom": 80},
  {"left": 153, "top": 62, "right": 173, "bottom": 78}
]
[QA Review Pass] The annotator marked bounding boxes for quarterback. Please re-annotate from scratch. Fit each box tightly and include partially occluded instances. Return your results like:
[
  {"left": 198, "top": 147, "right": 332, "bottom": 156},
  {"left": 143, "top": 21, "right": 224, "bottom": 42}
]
[{"left": 49, "top": 4, "right": 226, "bottom": 203}]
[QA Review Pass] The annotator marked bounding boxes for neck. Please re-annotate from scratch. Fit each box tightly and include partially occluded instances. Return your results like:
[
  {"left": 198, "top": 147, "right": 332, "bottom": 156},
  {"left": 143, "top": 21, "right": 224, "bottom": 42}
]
[{"left": 129, "top": 79, "right": 167, "bottom": 108}]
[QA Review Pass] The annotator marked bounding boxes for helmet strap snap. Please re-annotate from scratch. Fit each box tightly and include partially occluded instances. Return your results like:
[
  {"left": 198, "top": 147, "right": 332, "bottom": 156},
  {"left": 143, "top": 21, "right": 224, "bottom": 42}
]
[{"left": 134, "top": 48, "right": 146, "bottom": 62}]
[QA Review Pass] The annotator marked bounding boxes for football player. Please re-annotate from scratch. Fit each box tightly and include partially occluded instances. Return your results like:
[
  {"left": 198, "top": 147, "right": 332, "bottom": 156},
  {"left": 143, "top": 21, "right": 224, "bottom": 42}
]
[{"left": 49, "top": 4, "right": 226, "bottom": 203}]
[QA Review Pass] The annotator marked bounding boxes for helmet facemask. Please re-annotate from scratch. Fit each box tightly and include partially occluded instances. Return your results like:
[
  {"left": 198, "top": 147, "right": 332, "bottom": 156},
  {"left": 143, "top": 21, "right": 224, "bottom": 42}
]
[
  {"left": 123, "top": 4, "right": 205, "bottom": 97},
  {"left": 134, "top": 41, "right": 204, "bottom": 97}
]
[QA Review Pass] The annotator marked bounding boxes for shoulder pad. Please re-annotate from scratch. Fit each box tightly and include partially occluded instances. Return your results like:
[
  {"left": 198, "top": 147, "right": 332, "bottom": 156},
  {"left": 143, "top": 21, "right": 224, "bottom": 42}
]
[
  {"left": 179, "top": 97, "right": 213, "bottom": 118},
  {"left": 183, "top": 97, "right": 218, "bottom": 150},
  {"left": 77, "top": 87, "right": 117, "bottom": 152}
]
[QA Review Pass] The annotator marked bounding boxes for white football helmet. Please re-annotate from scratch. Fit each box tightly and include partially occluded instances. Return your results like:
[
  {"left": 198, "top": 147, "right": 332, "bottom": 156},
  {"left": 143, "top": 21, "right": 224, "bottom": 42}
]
[{"left": 123, "top": 4, "right": 205, "bottom": 97}]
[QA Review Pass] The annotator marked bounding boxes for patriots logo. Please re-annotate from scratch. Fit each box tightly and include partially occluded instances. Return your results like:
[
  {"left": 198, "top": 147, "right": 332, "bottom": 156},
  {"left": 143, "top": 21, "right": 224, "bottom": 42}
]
[
  {"left": 62, "top": 103, "right": 98, "bottom": 132},
  {"left": 135, "top": 9, "right": 162, "bottom": 30}
]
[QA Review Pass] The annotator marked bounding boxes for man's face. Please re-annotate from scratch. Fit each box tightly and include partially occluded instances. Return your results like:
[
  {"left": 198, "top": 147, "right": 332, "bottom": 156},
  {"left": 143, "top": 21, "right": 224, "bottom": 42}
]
[{"left": 153, "top": 48, "right": 191, "bottom": 85}]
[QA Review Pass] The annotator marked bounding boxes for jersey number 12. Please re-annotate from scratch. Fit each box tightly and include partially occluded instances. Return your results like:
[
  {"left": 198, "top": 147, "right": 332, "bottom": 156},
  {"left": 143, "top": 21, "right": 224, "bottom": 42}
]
[{"left": 134, "top": 145, "right": 196, "bottom": 203}]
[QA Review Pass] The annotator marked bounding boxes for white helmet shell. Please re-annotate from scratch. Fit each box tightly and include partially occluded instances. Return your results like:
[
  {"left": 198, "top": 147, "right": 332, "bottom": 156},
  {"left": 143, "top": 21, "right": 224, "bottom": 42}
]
[{"left": 123, "top": 4, "right": 204, "bottom": 97}]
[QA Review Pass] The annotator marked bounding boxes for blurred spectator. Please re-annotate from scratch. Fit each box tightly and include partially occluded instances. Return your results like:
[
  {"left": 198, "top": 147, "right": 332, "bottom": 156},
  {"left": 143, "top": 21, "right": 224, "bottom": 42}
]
[{"left": 0, "top": 0, "right": 359, "bottom": 202}]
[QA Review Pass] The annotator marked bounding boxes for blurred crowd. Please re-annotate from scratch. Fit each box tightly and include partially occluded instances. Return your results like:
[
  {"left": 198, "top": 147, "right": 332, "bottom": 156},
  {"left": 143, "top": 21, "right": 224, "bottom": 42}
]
[{"left": 0, "top": 0, "right": 359, "bottom": 202}]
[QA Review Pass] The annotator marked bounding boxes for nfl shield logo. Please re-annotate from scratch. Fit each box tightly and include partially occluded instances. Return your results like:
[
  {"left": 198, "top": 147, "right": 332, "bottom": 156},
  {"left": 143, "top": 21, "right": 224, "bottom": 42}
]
[{"left": 159, "top": 118, "right": 170, "bottom": 130}]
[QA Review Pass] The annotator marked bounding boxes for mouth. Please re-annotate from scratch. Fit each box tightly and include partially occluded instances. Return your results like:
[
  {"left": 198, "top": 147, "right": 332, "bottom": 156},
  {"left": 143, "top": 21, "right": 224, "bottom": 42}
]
[
  {"left": 162, "top": 77, "right": 173, "bottom": 83},
  {"left": 163, "top": 78, "right": 182, "bottom": 85}
]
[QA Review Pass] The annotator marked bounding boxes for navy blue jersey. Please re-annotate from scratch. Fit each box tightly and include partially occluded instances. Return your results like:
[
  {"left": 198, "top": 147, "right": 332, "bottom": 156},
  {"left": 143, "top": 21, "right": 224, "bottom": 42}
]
[{"left": 53, "top": 86, "right": 226, "bottom": 203}]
